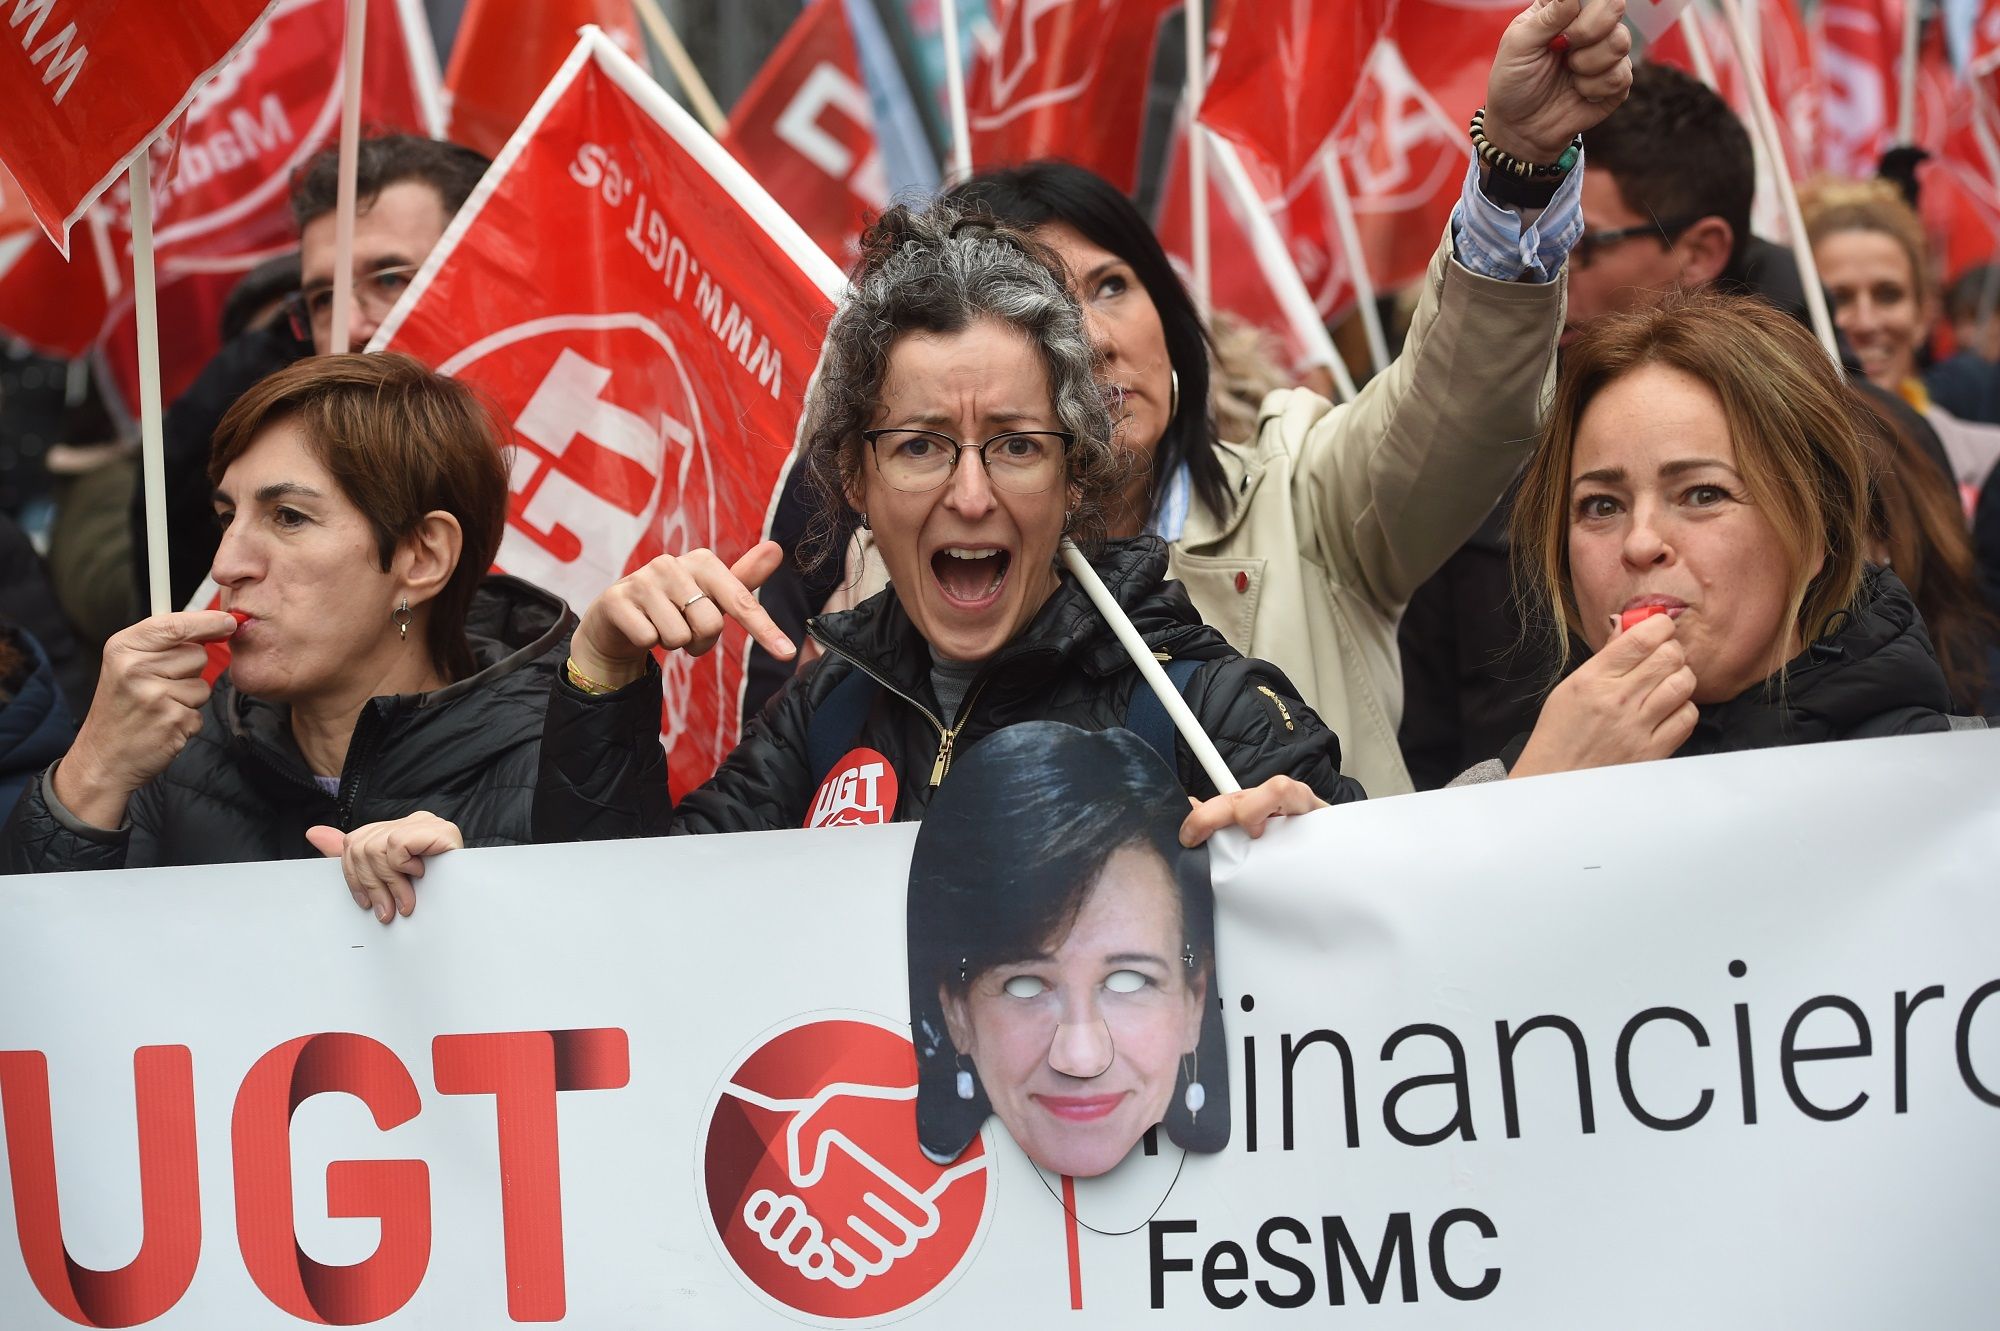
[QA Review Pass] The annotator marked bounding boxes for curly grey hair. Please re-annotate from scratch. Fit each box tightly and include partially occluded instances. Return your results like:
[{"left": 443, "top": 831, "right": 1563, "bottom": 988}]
[{"left": 796, "top": 201, "right": 1120, "bottom": 571}]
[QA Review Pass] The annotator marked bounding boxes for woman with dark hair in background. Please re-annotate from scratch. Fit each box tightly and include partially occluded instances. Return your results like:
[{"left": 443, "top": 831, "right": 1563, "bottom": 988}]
[
  {"left": 4, "top": 354, "right": 574, "bottom": 925},
  {"left": 750, "top": 1, "right": 1635, "bottom": 798},
  {"left": 907, "top": 723, "right": 1226, "bottom": 1177}
]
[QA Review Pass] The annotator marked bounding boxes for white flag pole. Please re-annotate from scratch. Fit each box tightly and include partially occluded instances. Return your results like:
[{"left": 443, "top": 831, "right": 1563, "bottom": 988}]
[
  {"left": 1897, "top": 0, "right": 1920, "bottom": 146},
  {"left": 328, "top": 0, "right": 368, "bottom": 355},
  {"left": 1059, "top": 539, "right": 1242, "bottom": 794},
  {"left": 1185, "top": 0, "right": 1210, "bottom": 316},
  {"left": 1208, "top": 133, "right": 1356, "bottom": 402},
  {"left": 1324, "top": 151, "right": 1390, "bottom": 376},
  {"left": 129, "top": 154, "right": 172, "bottom": 617},
  {"left": 1681, "top": 3, "right": 1786, "bottom": 241},
  {"left": 1716, "top": 0, "right": 1841, "bottom": 368},
  {"left": 84, "top": 205, "right": 122, "bottom": 305},
  {"left": 939, "top": 0, "right": 972, "bottom": 181},
  {"left": 632, "top": 0, "right": 728, "bottom": 136}
]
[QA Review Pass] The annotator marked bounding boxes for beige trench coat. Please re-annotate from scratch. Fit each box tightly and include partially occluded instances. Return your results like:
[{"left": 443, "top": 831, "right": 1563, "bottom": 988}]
[{"left": 822, "top": 228, "right": 1563, "bottom": 796}]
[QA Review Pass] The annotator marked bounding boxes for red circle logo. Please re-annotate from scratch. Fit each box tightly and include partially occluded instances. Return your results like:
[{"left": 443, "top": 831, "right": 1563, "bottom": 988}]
[{"left": 698, "top": 1014, "right": 992, "bottom": 1323}]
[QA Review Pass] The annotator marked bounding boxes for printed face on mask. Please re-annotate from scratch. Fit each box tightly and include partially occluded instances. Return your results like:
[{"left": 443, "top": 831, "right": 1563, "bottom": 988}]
[{"left": 940, "top": 845, "right": 1206, "bottom": 1179}]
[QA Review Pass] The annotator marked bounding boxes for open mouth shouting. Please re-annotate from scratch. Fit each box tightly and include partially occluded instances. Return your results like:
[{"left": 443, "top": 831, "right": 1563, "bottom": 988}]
[{"left": 931, "top": 545, "right": 1013, "bottom": 611}]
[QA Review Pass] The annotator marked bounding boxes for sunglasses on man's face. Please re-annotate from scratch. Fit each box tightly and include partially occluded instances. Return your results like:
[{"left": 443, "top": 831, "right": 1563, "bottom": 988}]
[{"left": 1572, "top": 217, "right": 1701, "bottom": 269}]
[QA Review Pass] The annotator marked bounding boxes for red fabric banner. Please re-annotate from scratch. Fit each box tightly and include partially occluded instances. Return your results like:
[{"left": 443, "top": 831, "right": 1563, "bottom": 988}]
[
  {"left": 1813, "top": 0, "right": 1905, "bottom": 177},
  {"left": 722, "top": 0, "right": 883, "bottom": 265},
  {"left": 966, "top": 0, "right": 1177, "bottom": 191},
  {"left": 444, "top": 0, "right": 643, "bottom": 159},
  {"left": 0, "top": 0, "right": 278, "bottom": 254},
  {"left": 0, "top": 0, "right": 439, "bottom": 408},
  {"left": 1199, "top": 0, "right": 1390, "bottom": 186},
  {"left": 1647, "top": 0, "right": 1821, "bottom": 179},
  {"left": 373, "top": 29, "right": 844, "bottom": 799}
]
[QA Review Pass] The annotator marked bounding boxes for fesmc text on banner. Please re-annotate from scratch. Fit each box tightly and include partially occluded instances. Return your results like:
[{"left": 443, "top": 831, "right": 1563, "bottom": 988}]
[
  {"left": 0, "top": 0, "right": 277, "bottom": 254},
  {"left": 1, "top": 731, "right": 1996, "bottom": 1326},
  {"left": 372, "top": 28, "right": 844, "bottom": 800}
]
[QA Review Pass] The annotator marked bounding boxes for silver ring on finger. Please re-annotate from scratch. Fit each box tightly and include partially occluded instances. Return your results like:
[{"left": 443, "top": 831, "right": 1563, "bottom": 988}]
[{"left": 679, "top": 591, "right": 711, "bottom": 614}]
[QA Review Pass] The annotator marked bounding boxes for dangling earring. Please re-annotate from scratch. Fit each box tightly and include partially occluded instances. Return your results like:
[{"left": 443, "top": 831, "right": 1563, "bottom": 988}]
[
  {"left": 1168, "top": 368, "right": 1180, "bottom": 420},
  {"left": 956, "top": 1054, "right": 976, "bottom": 1102},
  {"left": 856, "top": 511, "right": 871, "bottom": 531},
  {"left": 1183, "top": 1050, "right": 1204, "bottom": 1122},
  {"left": 392, "top": 598, "right": 413, "bottom": 643}
]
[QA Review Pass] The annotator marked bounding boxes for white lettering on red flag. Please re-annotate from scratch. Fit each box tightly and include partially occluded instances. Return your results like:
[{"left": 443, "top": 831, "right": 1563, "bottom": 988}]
[
  {"left": 966, "top": 0, "right": 1176, "bottom": 191},
  {"left": 723, "top": 0, "right": 883, "bottom": 265},
  {"left": 0, "top": 0, "right": 278, "bottom": 255},
  {"left": 0, "top": 0, "right": 441, "bottom": 407},
  {"left": 1199, "top": 0, "right": 1391, "bottom": 187},
  {"left": 1813, "top": 0, "right": 1905, "bottom": 177},
  {"left": 372, "top": 28, "right": 844, "bottom": 801}
]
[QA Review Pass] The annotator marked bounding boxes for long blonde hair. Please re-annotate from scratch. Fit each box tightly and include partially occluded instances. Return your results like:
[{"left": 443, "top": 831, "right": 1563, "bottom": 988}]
[{"left": 1512, "top": 291, "right": 1871, "bottom": 679}]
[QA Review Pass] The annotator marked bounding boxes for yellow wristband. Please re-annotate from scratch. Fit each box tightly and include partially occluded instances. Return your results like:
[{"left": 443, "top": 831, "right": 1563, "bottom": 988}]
[{"left": 564, "top": 656, "right": 619, "bottom": 695}]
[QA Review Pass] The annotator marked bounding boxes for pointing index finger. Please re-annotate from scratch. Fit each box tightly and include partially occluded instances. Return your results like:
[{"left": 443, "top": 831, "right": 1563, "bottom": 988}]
[{"left": 713, "top": 542, "right": 796, "bottom": 659}]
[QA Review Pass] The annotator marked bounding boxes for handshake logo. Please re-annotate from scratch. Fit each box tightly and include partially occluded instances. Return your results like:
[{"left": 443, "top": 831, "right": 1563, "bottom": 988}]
[{"left": 700, "top": 1015, "right": 991, "bottom": 1321}]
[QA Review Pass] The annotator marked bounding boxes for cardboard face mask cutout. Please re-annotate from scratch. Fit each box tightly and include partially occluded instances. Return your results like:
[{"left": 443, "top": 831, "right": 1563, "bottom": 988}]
[{"left": 907, "top": 722, "right": 1230, "bottom": 1177}]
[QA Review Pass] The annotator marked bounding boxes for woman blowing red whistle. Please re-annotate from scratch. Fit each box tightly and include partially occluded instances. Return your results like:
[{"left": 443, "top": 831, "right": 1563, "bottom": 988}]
[{"left": 1452, "top": 291, "right": 1973, "bottom": 784}]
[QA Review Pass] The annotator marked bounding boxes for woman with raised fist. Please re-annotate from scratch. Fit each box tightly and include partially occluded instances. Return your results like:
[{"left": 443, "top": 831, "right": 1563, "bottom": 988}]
[{"left": 2, "top": 354, "right": 574, "bottom": 926}]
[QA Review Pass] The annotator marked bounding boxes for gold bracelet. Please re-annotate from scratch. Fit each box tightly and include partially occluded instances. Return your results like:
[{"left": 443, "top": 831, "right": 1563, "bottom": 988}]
[{"left": 565, "top": 656, "right": 619, "bottom": 695}]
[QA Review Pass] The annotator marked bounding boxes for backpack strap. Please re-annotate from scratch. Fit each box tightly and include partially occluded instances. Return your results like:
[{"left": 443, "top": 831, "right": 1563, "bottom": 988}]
[
  {"left": 1124, "top": 656, "right": 1204, "bottom": 770},
  {"left": 806, "top": 667, "right": 882, "bottom": 786}
]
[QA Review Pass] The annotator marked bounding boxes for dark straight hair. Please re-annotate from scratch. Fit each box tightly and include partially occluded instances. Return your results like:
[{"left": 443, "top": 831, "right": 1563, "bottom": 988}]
[{"left": 946, "top": 161, "right": 1231, "bottom": 524}]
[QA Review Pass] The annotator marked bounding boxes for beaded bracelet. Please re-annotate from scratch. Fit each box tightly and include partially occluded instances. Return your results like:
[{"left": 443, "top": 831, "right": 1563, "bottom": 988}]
[{"left": 1469, "top": 107, "right": 1580, "bottom": 180}]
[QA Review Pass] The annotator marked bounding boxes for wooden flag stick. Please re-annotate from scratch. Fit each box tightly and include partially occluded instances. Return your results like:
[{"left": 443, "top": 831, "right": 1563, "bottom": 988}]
[
  {"left": 129, "top": 154, "right": 172, "bottom": 616},
  {"left": 632, "top": 0, "right": 727, "bottom": 136},
  {"left": 1324, "top": 151, "right": 1390, "bottom": 376},
  {"left": 329, "top": 0, "right": 368, "bottom": 354},
  {"left": 1681, "top": 3, "right": 1784, "bottom": 241},
  {"left": 939, "top": 0, "right": 972, "bottom": 182},
  {"left": 1185, "top": 0, "right": 1210, "bottom": 315},
  {"left": 1716, "top": 0, "right": 1841, "bottom": 368},
  {"left": 1897, "top": 0, "right": 1920, "bottom": 146}
]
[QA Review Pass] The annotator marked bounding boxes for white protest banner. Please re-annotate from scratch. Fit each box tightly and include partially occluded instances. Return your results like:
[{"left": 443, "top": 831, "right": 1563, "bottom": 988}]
[
  {"left": 2, "top": 730, "right": 1996, "bottom": 1325},
  {"left": 370, "top": 27, "right": 843, "bottom": 801}
]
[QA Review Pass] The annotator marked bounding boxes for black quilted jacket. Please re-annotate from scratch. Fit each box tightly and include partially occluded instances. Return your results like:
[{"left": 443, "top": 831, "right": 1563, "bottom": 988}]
[
  {"left": 535, "top": 537, "right": 1364, "bottom": 839},
  {"left": 2, "top": 576, "right": 573, "bottom": 872}
]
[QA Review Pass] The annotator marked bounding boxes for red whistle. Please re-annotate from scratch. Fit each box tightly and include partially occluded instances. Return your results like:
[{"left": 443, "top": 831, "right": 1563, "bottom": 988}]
[
  {"left": 1548, "top": 33, "right": 1572, "bottom": 56},
  {"left": 228, "top": 609, "right": 251, "bottom": 626},
  {"left": 1618, "top": 605, "right": 1671, "bottom": 634}
]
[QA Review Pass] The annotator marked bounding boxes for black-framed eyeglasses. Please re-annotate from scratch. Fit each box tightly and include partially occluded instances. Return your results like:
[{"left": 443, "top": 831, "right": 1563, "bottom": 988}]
[
  {"left": 861, "top": 428, "right": 1074, "bottom": 494},
  {"left": 1572, "top": 217, "right": 1701, "bottom": 269},
  {"left": 283, "top": 263, "right": 424, "bottom": 342}
]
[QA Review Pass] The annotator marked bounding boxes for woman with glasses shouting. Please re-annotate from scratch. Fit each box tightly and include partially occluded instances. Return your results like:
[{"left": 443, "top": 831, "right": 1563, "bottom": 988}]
[{"left": 531, "top": 202, "right": 1363, "bottom": 841}]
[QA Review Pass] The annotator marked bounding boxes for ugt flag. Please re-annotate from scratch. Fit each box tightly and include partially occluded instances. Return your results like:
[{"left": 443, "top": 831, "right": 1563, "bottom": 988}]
[
  {"left": 0, "top": 0, "right": 443, "bottom": 408},
  {"left": 722, "top": 0, "right": 885, "bottom": 265},
  {"left": 372, "top": 27, "right": 844, "bottom": 800},
  {"left": 966, "top": 0, "right": 1177, "bottom": 191},
  {"left": 1200, "top": 0, "right": 1392, "bottom": 186},
  {"left": 0, "top": 0, "right": 277, "bottom": 254},
  {"left": 1814, "top": 0, "right": 1906, "bottom": 176}
]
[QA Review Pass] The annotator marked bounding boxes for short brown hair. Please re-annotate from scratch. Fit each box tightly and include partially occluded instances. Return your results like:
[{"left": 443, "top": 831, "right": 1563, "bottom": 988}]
[
  {"left": 1512, "top": 291, "right": 1871, "bottom": 680},
  {"left": 209, "top": 353, "right": 510, "bottom": 681}
]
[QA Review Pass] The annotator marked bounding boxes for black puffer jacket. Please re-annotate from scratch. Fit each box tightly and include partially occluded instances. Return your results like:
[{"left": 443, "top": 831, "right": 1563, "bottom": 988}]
[
  {"left": 1491, "top": 567, "right": 1963, "bottom": 770},
  {"left": 537, "top": 538, "right": 1364, "bottom": 838},
  {"left": 3, "top": 576, "right": 573, "bottom": 872}
]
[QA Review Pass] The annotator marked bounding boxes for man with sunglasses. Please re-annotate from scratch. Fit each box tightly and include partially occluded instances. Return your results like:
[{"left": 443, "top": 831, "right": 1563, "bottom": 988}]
[{"left": 136, "top": 135, "right": 489, "bottom": 609}]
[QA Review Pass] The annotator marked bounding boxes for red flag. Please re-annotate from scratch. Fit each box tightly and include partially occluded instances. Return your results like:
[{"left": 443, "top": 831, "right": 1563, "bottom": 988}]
[
  {"left": 1813, "top": 0, "right": 1905, "bottom": 176},
  {"left": 1199, "top": 0, "right": 1391, "bottom": 185},
  {"left": 722, "top": 0, "right": 884, "bottom": 265},
  {"left": 444, "top": 0, "right": 643, "bottom": 158},
  {"left": 0, "top": 0, "right": 278, "bottom": 254},
  {"left": 966, "top": 0, "right": 1177, "bottom": 191},
  {"left": 0, "top": 0, "right": 441, "bottom": 411},
  {"left": 1649, "top": 0, "right": 1821, "bottom": 178},
  {"left": 1155, "top": 125, "right": 1335, "bottom": 378},
  {"left": 1911, "top": 31, "right": 2000, "bottom": 288},
  {"left": 1974, "top": 2, "right": 2000, "bottom": 74},
  {"left": 374, "top": 29, "right": 844, "bottom": 799}
]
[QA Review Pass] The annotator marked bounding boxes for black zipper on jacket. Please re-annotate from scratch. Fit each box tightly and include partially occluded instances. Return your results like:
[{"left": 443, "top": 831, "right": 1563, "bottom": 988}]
[
  {"left": 809, "top": 635, "right": 992, "bottom": 788},
  {"left": 334, "top": 704, "right": 387, "bottom": 831}
]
